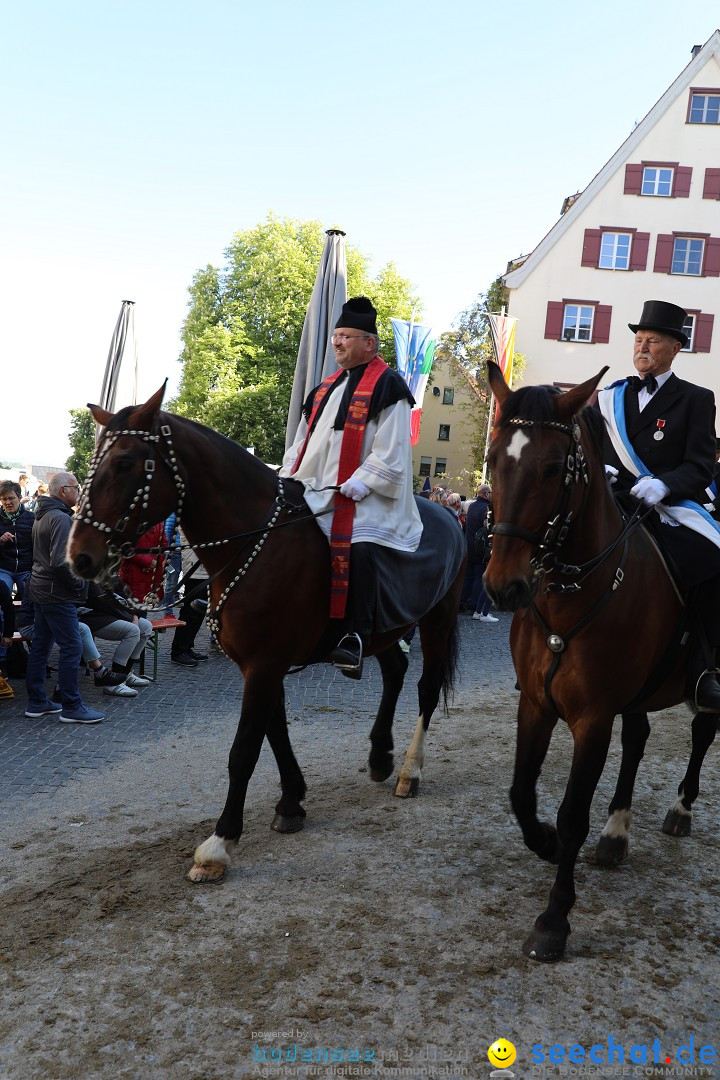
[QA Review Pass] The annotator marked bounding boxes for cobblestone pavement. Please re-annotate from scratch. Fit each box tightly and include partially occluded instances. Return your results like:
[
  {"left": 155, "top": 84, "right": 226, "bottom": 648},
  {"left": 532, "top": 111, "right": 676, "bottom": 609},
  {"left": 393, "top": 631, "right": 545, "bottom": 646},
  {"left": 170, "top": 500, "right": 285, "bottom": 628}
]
[{"left": 0, "top": 612, "right": 516, "bottom": 822}]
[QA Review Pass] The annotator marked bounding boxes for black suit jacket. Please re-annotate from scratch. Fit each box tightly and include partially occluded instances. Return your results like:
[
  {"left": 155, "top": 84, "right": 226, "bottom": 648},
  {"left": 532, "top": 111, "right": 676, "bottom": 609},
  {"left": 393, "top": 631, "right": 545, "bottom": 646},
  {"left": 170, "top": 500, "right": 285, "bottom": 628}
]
[{"left": 602, "top": 372, "right": 717, "bottom": 504}]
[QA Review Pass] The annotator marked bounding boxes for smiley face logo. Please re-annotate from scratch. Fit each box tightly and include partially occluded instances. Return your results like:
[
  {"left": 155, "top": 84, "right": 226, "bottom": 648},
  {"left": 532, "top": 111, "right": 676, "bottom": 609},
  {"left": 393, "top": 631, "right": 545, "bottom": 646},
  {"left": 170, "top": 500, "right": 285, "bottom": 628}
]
[{"left": 488, "top": 1039, "right": 517, "bottom": 1069}]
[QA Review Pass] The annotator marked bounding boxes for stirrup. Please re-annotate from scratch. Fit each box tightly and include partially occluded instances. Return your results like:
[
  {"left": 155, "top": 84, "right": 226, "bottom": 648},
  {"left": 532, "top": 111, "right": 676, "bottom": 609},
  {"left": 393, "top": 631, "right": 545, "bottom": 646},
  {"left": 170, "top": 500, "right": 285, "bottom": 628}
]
[
  {"left": 691, "top": 667, "right": 720, "bottom": 713},
  {"left": 330, "top": 632, "right": 363, "bottom": 673}
]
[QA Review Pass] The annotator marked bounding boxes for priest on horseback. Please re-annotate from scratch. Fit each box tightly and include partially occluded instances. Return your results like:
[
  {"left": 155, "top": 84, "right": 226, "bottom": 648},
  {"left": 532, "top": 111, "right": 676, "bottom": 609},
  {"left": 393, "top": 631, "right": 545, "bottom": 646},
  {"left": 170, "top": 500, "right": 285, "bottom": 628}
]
[
  {"left": 280, "top": 296, "right": 423, "bottom": 678},
  {"left": 598, "top": 299, "right": 720, "bottom": 711}
]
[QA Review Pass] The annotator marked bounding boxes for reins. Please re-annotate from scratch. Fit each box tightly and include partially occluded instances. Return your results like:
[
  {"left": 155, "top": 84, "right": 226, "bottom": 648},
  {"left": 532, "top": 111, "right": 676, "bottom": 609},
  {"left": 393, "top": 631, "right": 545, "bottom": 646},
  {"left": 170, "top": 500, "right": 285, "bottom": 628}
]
[
  {"left": 490, "top": 410, "right": 658, "bottom": 713},
  {"left": 76, "top": 417, "right": 338, "bottom": 625}
]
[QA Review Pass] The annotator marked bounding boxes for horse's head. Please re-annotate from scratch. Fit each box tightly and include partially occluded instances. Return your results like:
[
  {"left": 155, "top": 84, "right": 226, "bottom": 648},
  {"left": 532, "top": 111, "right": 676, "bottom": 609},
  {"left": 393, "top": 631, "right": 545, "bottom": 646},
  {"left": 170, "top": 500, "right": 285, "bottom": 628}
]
[
  {"left": 483, "top": 361, "right": 609, "bottom": 611},
  {"left": 68, "top": 384, "right": 184, "bottom": 583}
]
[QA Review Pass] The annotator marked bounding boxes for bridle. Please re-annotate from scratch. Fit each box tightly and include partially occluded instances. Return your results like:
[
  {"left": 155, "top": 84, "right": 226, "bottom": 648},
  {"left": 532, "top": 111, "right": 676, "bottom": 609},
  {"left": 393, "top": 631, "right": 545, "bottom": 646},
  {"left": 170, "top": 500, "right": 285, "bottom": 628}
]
[
  {"left": 489, "top": 415, "right": 591, "bottom": 588},
  {"left": 75, "top": 417, "right": 305, "bottom": 631}
]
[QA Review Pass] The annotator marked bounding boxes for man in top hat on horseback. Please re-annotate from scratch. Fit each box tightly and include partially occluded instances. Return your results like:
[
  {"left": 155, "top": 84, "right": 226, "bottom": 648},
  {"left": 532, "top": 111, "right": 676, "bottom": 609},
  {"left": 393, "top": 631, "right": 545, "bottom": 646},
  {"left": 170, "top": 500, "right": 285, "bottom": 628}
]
[
  {"left": 598, "top": 299, "right": 720, "bottom": 711},
  {"left": 280, "top": 296, "right": 424, "bottom": 677}
]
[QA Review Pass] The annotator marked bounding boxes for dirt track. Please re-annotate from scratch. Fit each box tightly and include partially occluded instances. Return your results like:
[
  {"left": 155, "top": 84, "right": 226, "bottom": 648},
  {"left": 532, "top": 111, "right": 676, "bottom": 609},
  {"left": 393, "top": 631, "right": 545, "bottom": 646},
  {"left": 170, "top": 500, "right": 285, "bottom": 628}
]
[{"left": 1, "top": 679, "right": 719, "bottom": 1079}]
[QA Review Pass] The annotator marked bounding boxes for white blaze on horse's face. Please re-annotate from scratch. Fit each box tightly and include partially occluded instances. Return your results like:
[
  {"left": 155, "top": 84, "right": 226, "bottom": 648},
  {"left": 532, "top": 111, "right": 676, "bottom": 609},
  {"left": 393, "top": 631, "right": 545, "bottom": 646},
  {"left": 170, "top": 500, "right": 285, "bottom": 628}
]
[{"left": 505, "top": 428, "right": 531, "bottom": 462}]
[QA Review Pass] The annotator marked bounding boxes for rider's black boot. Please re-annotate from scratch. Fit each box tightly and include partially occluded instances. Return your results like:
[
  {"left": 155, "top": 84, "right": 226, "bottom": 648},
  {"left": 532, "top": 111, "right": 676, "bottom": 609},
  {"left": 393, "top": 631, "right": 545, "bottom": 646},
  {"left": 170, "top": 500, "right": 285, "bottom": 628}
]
[{"left": 687, "top": 663, "right": 720, "bottom": 713}]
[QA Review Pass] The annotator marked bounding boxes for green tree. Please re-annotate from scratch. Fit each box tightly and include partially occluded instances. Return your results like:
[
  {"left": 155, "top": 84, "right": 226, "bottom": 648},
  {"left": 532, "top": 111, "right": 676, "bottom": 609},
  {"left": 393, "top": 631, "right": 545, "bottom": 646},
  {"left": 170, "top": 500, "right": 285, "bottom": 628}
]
[
  {"left": 66, "top": 408, "right": 96, "bottom": 483},
  {"left": 435, "top": 275, "right": 525, "bottom": 486},
  {"left": 170, "top": 214, "right": 421, "bottom": 462}
]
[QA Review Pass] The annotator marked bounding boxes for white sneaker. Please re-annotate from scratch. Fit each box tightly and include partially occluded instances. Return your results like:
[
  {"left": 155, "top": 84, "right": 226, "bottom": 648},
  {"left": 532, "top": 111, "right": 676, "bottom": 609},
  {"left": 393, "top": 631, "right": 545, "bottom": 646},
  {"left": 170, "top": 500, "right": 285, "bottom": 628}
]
[
  {"left": 124, "top": 672, "right": 151, "bottom": 688},
  {"left": 103, "top": 682, "right": 138, "bottom": 697},
  {"left": 472, "top": 613, "right": 499, "bottom": 622}
]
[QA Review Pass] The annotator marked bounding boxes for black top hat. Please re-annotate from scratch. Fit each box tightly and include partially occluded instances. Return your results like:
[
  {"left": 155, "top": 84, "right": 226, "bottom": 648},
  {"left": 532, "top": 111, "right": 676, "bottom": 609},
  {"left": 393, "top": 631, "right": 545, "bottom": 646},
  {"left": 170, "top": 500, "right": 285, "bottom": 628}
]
[
  {"left": 335, "top": 296, "right": 378, "bottom": 336},
  {"left": 628, "top": 300, "right": 689, "bottom": 347}
]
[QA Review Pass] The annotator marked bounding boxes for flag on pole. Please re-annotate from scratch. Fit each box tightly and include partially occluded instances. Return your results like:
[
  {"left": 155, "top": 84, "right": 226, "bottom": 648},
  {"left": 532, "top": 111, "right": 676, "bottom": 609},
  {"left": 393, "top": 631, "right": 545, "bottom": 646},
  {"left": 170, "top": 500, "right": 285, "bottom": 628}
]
[
  {"left": 486, "top": 312, "right": 517, "bottom": 387},
  {"left": 391, "top": 318, "right": 436, "bottom": 446}
]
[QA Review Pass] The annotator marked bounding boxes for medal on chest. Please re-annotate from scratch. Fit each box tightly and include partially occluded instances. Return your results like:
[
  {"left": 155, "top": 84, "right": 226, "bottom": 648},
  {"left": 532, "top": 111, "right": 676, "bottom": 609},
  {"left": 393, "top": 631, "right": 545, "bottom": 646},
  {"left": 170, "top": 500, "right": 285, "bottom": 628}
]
[{"left": 654, "top": 419, "right": 666, "bottom": 442}]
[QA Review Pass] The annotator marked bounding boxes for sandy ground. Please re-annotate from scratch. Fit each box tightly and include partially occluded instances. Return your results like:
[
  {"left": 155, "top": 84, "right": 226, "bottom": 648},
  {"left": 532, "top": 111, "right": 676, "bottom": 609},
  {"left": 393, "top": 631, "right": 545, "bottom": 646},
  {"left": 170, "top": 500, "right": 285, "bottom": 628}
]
[{"left": 0, "top": 680, "right": 719, "bottom": 1080}]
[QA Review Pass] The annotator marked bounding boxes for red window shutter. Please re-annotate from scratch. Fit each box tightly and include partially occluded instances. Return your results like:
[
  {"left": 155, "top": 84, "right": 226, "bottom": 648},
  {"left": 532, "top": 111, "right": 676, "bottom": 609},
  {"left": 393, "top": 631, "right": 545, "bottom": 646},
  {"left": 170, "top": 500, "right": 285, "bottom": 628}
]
[
  {"left": 593, "top": 305, "right": 612, "bottom": 344},
  {"left": 674, "top": 166, "right": 692, "bottom": 198},
  {"left": 703, "top": 169, "right": 720, "bottom": 200},
  {"left": 695, "top": 313, "right": 715, "bottom": 352},
  {"left": 544, "top": 301, "right": 564, "bottom": 340},
  {"left": 629, "top": 232, "right": 650, "bottom": 271},
  {"left": 703, "top": 237, "right": 720, "bottom": 277},
  {"left": 624, "top": 164, "right": 643, "bottom": 195},
  {"left": 654, "top": 235, "right": 674, "bottom": 273},
  {"left": 581, "top": 229, "right": 602, "bottom": 267}
]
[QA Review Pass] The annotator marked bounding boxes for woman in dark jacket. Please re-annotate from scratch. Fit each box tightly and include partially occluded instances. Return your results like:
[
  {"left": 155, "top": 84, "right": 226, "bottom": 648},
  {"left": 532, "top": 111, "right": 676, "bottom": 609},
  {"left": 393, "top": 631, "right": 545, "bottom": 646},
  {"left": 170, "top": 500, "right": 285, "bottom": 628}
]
[{"left": 0, "top": 480, "right": 35, "bottom": 599}]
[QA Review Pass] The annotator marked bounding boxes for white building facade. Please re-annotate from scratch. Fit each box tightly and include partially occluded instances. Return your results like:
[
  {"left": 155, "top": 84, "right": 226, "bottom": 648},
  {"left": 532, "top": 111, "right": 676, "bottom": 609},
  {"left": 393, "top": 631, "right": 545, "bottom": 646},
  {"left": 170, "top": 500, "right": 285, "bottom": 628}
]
[{"left": 504, "top": 33, "right": 720, "bottom": 396}]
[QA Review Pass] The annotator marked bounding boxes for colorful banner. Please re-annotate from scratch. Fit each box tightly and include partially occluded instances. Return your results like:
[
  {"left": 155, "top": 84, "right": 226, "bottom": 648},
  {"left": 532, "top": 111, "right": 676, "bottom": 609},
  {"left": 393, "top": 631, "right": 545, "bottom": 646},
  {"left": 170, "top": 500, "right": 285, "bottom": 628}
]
[
  {"left": 486, "top": 312, "right": 517, "bottom": 387},
  {"left": 391, "top": 318, "right": 435, "bottom": 446}
]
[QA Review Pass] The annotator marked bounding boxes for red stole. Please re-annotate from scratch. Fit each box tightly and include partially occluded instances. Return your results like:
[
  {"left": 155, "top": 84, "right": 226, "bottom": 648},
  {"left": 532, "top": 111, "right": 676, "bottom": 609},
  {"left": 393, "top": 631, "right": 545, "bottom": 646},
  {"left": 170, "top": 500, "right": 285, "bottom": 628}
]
[{"left": 292, "top": 356, "right": 388, "bottom": 618}]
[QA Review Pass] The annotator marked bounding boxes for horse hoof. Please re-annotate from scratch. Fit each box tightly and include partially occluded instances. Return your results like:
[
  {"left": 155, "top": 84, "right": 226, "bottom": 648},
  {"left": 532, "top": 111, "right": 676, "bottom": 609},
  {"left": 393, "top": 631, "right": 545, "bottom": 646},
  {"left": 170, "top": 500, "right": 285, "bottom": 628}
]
[
  {"left": 595, "top": 834, "right": 628, "bottom": 867},
  {"left": 522, "top": 926, "right": 568, "bottom": 963},
  {"left": 537, "top": 822, "right": 561, "bottom": 864},
  {"left": 370, "top": 763, "right": 393, "bottom": 783},
  {"left": 271, "top": 813, "right": 305, "bottom": 834},
  {"left": 394, "top": 775, "right": 419, "bottom": 799},
  {"left": 187, "top": 860, "right": 227, "bottom": 883},
  {"left": 662, "top": 809, "right": 692, "bottom": 836}
]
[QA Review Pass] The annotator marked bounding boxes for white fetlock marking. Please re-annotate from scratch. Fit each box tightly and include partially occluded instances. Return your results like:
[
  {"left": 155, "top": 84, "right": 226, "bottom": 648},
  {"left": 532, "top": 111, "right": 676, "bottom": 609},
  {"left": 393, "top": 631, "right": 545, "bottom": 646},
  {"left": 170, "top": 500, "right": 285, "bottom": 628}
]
[
  {"left": 398, "top": 715, "right": 426, "bottom": 781},
  {"left": 669, "top": 797, "right": 692, "bottom": 819},
  {"left": 601, "top": 809, "right": 632, "bottom": 839},
  {"left": 193, "top": 833, "right": 236, "bottom": 867},
  {"left": 505, "top": 429, "right": 530, "bottom": 462}
]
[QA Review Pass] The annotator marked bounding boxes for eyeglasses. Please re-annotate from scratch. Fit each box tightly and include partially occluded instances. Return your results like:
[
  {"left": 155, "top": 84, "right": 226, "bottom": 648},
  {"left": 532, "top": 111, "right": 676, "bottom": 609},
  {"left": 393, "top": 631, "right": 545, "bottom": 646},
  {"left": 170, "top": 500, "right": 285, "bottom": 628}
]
[
  {"left": 331, "top": 332, "right": 371, "bottom": 345},
  {"left": 63, "top": 484, "right": 80, "bottom": 492}
]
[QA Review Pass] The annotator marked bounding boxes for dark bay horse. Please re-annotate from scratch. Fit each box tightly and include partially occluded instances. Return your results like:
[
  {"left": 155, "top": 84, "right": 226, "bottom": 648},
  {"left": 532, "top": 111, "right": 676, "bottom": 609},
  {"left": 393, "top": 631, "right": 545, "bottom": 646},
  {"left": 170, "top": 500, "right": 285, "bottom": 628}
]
[
  {"left": 67, "top": 387, "right": 463, "bottom": 883},
  {"left": 483, "top": 361, "right": 718, "bottom": 962}
]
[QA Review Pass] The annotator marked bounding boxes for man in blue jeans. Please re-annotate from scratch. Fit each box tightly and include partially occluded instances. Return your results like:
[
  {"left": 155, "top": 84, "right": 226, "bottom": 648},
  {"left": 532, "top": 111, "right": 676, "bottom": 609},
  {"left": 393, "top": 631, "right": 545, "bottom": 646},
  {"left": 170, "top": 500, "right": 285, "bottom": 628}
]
[{"left": 25, "top": 472, "right": 104, "bottom": 725}]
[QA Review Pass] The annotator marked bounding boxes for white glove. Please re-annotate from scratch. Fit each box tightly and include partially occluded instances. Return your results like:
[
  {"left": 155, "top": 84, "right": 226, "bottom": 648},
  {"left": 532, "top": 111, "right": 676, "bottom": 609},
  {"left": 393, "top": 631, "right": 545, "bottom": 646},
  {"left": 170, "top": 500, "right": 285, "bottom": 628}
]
[
  {"left": 339, "top": 478, "right": 371, "bottom": 502},
  {"left": 604, "top": 465, "right": 619, "bottom": 484},
  {"left": 630, "top": 476, "right": 669, "bottom": 506}
]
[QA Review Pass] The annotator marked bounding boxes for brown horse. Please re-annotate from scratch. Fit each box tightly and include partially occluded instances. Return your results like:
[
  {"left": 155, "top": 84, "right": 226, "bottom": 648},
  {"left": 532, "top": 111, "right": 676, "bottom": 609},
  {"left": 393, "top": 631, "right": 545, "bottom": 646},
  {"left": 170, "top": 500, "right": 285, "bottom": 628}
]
[
  {"left": 67, "top": 387, "right": 464, "bottom": 883},
  {"left": 483, "top": 361, "right": 718, "bottom": 962}
]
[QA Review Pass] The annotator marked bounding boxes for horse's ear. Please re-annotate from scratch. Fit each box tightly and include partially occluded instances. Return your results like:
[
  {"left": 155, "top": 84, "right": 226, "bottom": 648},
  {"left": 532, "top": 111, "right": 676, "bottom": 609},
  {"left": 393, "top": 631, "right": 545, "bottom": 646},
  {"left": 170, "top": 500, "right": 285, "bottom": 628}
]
[
  {"left": 126, "top": 383, "right": 167, "bottom": 431},
  {"left": 487, "top": 360, "right": 511, "bottom": 404},
  {"left": 88, "top": 403, "right": 112, "bottom": 427},
  {"left": 555, "top": 367, "right": 609, "bottom": 419}
]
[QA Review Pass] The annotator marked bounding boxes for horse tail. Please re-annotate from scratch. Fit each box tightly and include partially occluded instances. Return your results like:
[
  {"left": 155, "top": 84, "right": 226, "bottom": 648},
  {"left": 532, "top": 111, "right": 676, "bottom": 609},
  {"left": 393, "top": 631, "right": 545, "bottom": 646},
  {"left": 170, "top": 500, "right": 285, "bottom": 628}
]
[{"left": 439, "top": 616, "right": 460, "bottom": 713}]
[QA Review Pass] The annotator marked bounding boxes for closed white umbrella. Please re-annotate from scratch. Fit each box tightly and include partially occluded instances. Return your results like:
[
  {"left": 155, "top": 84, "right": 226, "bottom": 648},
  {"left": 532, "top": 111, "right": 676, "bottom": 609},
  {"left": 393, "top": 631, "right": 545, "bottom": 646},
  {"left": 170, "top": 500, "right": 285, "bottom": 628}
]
[{"left": 285, "top": 229, "right": 347, "bottom": 448}]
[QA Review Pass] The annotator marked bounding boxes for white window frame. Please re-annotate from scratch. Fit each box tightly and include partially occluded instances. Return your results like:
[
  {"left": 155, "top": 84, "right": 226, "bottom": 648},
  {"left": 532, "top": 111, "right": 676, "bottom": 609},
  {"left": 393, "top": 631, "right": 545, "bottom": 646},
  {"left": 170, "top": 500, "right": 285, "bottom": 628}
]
[
  {"left": 434, "top": 458, "right": 447, "bottom": 477},
  {"left": 671, "top": 237, "right": 704, "bottom": 276},
  {"left": 562, "top": 304, "right": 594, "bottom": 342},
  {"left": 442, "top": 387, "right": 454, "bottom": 405},
  {"left": 599, "top": 232, "right": 632, "bottom": 270},
  {"left": 641, "top": 166, "right": 674, "bottom": 196},
  {"left": 681, "top": 315, "right": 695, "bottom": 352},
  {"left": 419, "top": 456, "right": 432, "bottom": 477},
  {"left": 689, "top": 93, "right": 720, "bottom": 124},
  {"left": 438, "top": 424, "right": 450, "bottom": 442}
]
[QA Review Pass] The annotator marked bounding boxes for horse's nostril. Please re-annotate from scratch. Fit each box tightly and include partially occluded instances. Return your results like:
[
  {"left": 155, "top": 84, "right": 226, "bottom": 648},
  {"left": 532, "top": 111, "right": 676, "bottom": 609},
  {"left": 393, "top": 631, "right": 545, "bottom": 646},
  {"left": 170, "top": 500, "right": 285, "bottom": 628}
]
[{"left": 72, "top": 553, "right": 94, "bottom": 578}]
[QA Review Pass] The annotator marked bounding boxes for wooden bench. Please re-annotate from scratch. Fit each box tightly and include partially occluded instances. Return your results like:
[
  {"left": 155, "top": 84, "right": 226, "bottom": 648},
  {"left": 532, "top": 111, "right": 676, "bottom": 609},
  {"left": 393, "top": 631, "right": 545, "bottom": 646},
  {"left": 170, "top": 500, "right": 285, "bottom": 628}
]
[{"left": 140, "top": 616, "right": 186, "bottom": 681}]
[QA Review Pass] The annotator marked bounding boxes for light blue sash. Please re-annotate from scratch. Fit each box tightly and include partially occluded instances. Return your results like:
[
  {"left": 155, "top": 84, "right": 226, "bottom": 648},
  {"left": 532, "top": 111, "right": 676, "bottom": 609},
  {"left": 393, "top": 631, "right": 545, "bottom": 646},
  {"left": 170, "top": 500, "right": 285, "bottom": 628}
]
[{"left": 598, "top": 382, "right": 720, "bottom": 549}]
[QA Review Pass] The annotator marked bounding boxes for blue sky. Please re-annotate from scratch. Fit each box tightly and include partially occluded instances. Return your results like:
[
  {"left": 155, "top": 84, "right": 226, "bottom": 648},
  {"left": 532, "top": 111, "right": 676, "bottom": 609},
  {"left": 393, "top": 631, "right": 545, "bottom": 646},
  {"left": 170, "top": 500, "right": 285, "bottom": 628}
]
[{"left": 3, "top": 0, "right": 719, "bottom": 465}]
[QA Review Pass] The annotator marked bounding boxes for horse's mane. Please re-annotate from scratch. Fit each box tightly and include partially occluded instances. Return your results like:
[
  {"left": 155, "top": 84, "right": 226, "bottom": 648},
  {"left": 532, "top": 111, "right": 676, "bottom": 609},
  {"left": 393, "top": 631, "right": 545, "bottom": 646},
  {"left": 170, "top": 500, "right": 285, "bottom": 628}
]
[{"left": 497, "top": 385, "right": 605, "bottom": 456}]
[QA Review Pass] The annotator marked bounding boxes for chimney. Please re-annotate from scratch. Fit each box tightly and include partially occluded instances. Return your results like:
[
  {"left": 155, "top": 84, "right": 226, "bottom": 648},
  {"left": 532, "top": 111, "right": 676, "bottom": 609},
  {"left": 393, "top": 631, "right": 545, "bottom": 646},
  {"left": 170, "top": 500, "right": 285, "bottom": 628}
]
[{"left": 691, "top": 44, "right": 702, "bottom": 58}]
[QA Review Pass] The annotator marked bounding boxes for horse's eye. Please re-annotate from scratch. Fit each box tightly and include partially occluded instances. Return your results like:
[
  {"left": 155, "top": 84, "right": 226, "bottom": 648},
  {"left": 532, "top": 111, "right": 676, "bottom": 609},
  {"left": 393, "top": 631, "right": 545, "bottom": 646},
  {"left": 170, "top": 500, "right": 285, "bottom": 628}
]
[
  {"left": 542, "top": 462, "right": 564, "bottom": 481},
  {"left": 115, "top": 456, "right": 134, "bottom": 472}
]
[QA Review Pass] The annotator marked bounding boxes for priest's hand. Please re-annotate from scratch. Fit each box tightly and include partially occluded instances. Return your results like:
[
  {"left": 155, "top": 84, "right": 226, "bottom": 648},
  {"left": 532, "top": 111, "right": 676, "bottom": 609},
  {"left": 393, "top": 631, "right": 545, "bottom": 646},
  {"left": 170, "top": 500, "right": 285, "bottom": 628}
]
[
  {"left": 339, "top": 478, "right": 371, "bottom": 502},
  {"left": 630, "top": 476, "right": 669, "bottom": 506}
]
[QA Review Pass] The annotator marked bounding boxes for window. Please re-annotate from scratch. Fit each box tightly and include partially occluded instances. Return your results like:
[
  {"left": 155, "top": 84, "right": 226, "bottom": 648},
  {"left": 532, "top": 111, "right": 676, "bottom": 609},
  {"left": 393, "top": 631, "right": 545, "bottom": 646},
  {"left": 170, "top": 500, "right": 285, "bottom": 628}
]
[
  {"left": 442, "top": 387, "right": 454, "bottom": 405},
  {"left": 672, "top": 237, "right": 704, "bottom": 275},
  {"left": 680, "top": 310, "right": 715, "bottom": 353},
  {"left": 563, "top": 304, "right": 593, "bottom": 342},
  {"left": 434, "top": 458, "right": 447, "bottom": 477},
  {"left": 599, "top": 232, "right": 632, "bottom": 270},
  {"left": 544, "top": 300, "right": 612, "bottom": 344},
  {"left": 438, "top": 424, "right": 450, "bottom": 441},
  {"left": 642, "top": 166, "right": 673, "bottom": 196},
  {"left": 689, "top": 92, "right": 720, "bottom": 124},
  {"left": 419, "top": 456, "right": 432, "bottom": 477}
]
